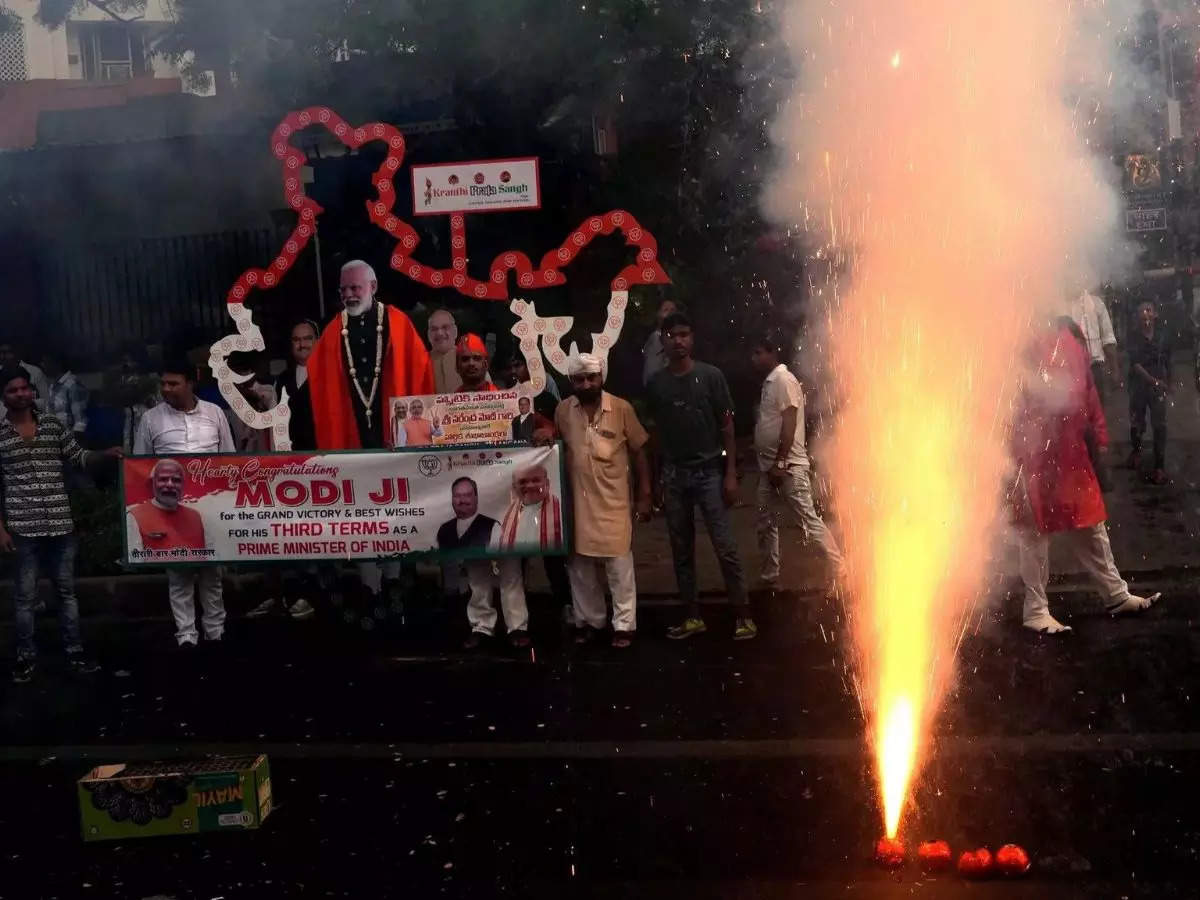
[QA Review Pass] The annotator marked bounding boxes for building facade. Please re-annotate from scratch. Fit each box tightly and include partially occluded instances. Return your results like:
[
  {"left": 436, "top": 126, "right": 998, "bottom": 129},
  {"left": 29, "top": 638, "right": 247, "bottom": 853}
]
[{"left": 1, "top": 0, "right": 183, "bottom": 84}]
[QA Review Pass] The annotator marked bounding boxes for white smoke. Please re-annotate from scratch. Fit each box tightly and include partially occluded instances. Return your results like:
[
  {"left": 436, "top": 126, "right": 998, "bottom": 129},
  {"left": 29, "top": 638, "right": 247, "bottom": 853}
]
[
  {"left": 763, "top": 0, "right": 1153, "bottom": 301},
  {"left": 758, "top": 0, "right": 1160, "bottom": 836}
]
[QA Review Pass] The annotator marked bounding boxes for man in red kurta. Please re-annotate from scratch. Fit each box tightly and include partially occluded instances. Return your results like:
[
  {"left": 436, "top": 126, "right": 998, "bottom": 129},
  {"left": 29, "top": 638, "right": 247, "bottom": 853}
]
[
  {"left": 308, "top": 260, "right": 434, "bottom": 450},
  {"left": 1012, "top": 320, "right": 1159, "bottom": 634}
]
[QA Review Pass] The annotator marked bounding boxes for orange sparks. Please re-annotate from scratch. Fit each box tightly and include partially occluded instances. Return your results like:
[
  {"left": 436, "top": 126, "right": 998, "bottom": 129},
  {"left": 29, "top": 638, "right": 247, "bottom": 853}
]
[
  {"left": 878, "top": 697, "right": 917, "bottom": 837},
  {"left": 766, "top": 0, "right": 1124, "bottom": 838}
]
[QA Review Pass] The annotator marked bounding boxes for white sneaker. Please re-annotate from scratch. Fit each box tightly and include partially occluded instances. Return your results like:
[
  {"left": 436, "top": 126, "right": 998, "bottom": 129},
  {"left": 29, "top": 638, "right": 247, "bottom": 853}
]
[
  {"left": 246, "top": 597, "right": 278, "bottom": 618},
  {"left": 1022, "top": 612, "right": 1072, "bottom": 634},
  {"left": 1107, "top": 592, "right": 1161, "bottom": 616},
  {"left": 289, "top": 598, "right": 315, "bottom": 620}
]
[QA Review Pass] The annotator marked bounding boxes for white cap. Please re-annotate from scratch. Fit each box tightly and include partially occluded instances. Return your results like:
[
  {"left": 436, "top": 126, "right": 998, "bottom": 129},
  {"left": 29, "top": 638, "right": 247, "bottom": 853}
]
[{"left": 568, "top": 352, "right": 603, "bottom": 376}]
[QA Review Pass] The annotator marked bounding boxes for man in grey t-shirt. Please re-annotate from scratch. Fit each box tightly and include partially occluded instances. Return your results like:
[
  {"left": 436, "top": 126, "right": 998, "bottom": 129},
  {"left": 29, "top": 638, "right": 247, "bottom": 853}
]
[{"left": 645, "top": 312, "right": 754, "bottom": 641}]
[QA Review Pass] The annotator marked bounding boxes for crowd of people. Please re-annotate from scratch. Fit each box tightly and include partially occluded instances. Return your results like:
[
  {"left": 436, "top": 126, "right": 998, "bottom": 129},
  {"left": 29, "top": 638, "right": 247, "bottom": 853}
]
[{"left": 0, "top": 270, "right": 1179, "bottom": 680}]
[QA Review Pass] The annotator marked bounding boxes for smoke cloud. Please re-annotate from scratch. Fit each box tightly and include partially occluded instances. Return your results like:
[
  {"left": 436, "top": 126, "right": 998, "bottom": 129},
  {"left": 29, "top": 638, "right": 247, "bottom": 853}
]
[{"left": 761, "top": 0, "right": 1146, "bottom": 835}]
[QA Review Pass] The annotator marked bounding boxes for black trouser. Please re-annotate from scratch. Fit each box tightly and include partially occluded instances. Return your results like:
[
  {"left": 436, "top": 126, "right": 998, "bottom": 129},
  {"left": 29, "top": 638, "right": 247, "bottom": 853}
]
[
  {"left": 516, "top": 554, "right": 571, "bottom": 602},
  {"left": 543, "top": 555, "right": 571, "bottom": 601},
  {"left": 1091, "top": 361, "right": 1106, "bottom": 403},
  {"left": 1129, "top": 385, "right": 1167, "bottom": 470}
]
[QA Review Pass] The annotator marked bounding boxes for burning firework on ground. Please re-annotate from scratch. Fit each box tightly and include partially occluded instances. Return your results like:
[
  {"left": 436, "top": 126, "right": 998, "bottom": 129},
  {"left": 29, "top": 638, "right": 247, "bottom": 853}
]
[{"left": 765, "top": 0, "right": 1131, "bottom": 840}]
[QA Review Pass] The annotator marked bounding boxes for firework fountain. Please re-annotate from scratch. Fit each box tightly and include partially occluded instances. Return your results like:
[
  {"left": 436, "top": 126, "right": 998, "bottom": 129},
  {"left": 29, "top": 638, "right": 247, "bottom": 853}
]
[{"left": 765, "top": 0, "right": 1135, "bottom": 840}]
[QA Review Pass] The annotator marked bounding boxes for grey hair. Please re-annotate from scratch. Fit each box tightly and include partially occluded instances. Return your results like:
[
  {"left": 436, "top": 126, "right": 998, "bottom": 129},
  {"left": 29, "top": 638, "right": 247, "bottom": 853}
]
[
  {"left": 512, "top": 463, "right": 549, "bottom": 487},
  {"left": 341, "top": 259, "right": 377, "bottom": 283},
  {"left": 149, "top": 458, "right": 185, "bottom": 480}
]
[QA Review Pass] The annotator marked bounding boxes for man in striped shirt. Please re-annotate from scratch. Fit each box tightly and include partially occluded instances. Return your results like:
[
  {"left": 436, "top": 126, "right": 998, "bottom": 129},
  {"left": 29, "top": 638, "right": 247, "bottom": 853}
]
[{"left": 0, "top": 366, "right": 121, "bottom": 683}]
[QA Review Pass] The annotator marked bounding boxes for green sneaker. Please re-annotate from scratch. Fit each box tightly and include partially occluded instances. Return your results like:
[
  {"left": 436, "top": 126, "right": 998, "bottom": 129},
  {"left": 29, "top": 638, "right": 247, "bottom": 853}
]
[
  {"left": 733, "top": 618, "right": 758, "bottom": 641},
  {"left": 666, "top": 617, "right": 707, "bottom": 640}
]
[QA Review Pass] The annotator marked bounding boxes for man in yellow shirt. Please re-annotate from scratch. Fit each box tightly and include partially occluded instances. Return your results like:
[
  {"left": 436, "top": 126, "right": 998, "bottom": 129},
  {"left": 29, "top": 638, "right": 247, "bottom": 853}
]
[{"left": 555, "top": 353, "right": 651, "bottom": 648}]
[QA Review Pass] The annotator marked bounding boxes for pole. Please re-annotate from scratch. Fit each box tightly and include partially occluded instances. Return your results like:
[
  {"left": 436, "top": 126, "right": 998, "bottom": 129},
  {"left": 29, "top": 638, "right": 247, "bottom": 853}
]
[
  {"left": 314, "top": 219, "right": 326, "bottom": 320},
  {"left": 1163, "top": 22, "right": 1193, "bottom": 329}
]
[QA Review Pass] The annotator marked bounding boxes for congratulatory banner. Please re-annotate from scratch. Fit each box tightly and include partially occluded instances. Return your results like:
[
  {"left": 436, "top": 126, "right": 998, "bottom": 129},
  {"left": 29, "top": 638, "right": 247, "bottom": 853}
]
[{"left": 121, "top": 445, "right": 567, "bottom": 566}]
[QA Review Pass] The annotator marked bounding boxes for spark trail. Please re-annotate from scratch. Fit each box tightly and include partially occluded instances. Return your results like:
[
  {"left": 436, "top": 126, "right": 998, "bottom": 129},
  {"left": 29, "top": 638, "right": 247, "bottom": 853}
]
[{"left": 765, "top": 0, "right": 1128, "bottom": 836}]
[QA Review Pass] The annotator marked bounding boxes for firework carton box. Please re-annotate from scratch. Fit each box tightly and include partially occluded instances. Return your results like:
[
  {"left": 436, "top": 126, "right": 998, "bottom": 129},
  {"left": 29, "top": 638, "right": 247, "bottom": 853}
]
[{"left": 78, "top": 755, "right": 272, "bottom": 842}]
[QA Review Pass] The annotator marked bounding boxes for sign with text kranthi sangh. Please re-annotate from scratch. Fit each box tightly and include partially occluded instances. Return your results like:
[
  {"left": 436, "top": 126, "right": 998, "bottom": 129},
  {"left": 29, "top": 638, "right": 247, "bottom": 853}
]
[
  {"left": 121, "top": 445, "right": 567, "bottom": 566},
  {"left": 412, "top": 157, "right": 540, "bottom": 216}
]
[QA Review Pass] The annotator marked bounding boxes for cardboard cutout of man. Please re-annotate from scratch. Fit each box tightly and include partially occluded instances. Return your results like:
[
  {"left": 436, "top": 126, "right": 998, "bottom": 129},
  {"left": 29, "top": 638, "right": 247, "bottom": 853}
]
[
  {"left": 391, "top": 400, "right": 408, "bottom": 448},
  {"left": 427, "top": 309, "right": 462, "bottom": 394},
  {"left": 308, "top": 260, "right": 434, "bottom": 449},
  {"left": 511, "top": 396, "right": 535, "bottom": 442},
  {"left": 403, "top": 397, "right": 435, "bottom": 446},
  {"left": 493, "top": 463, "right": 564, "bottom": 552},
  {"left": 436, "top": 477, "right": 499, "bottom": 552}
]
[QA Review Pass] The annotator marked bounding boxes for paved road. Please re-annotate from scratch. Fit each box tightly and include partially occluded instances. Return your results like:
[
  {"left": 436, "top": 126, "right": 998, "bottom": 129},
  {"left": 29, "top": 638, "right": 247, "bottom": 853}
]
[{"left": 2, "top": 572, "right": 1199, "bottom": 898}]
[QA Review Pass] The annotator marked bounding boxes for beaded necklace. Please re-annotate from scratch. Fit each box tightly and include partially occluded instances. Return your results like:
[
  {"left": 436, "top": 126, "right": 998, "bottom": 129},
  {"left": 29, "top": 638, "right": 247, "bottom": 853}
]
[{"left": 341, "top": 301, "right": 385, "bottom": 429}]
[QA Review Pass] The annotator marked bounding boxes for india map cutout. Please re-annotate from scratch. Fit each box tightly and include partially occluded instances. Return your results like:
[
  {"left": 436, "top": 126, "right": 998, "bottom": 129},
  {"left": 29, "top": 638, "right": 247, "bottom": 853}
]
[{"left": 211, "top": 106, "right": 671, "bottom": 450}]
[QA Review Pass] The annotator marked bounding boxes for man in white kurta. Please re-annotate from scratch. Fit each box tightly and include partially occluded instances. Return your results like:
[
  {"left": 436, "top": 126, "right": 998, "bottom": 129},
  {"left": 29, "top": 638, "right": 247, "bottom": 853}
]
[{"left": 1068, "top": 288, "right": 1118, "bottom": 400}]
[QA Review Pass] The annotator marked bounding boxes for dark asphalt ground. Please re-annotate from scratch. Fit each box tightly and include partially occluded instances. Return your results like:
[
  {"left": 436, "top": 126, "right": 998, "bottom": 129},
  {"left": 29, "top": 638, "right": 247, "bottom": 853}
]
[{"left": 2, "top": 574, "right": 1199, "bottom": 899}]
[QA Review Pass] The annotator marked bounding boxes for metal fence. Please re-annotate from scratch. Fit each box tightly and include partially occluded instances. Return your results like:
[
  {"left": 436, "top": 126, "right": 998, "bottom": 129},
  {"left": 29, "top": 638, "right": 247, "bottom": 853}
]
[{"left": 33, "top": 227, "right": 310, "bottom": 364}]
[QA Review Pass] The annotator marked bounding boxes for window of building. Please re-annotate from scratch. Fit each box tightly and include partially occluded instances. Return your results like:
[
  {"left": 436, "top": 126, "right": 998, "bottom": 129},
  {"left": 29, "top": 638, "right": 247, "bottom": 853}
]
[
  {"left": 78, "top": 24, "right": 148, "bottom": 81},
  {"left": 0, "top": 19, "right": 29, "bottom": 82}
]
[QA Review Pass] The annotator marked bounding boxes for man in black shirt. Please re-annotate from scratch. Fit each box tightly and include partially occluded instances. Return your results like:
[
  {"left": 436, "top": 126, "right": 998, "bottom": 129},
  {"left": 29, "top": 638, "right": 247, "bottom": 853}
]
[
  {"left": 1126, "top": 301, "right": 1171, "bottom": 485},
  {"left": 645, "top": 312, "right": 754, "bottom": 641}
]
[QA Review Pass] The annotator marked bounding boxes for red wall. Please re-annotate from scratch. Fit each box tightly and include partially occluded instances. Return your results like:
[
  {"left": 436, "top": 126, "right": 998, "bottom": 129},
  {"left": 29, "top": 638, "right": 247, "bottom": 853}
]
[{"left": 0, "top": 76, "right": 182, "bottom": 150}]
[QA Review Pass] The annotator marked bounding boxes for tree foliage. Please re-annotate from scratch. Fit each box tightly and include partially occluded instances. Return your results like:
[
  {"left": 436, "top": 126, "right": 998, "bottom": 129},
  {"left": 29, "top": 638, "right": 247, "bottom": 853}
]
[
  {"left": 36, "top": 0, "right": 147, "bottom": 27},
  {"left": 0, "top": 6, "right": 19, "bottom": 33},
  {"left": 149, "top": 0, "right": 793, "bottom": 336},
  {"left": 26, "top": 0, "right": 796, "bottom": 363}
]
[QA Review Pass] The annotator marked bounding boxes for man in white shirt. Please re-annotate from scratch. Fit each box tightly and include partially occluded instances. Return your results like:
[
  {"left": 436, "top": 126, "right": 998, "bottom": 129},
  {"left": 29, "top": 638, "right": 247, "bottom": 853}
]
[
  {"left": 1068, "top": 288, "right": 1119, "bottom": 400},
  {"left": 134, "top": 360, "right": 234, "bottom": 649},
  {"left": 750, "top": 333, "right": 845, "bottom": 592},
  {"left": 42, "top": 353, "right": 89, "bottom": 435}
]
